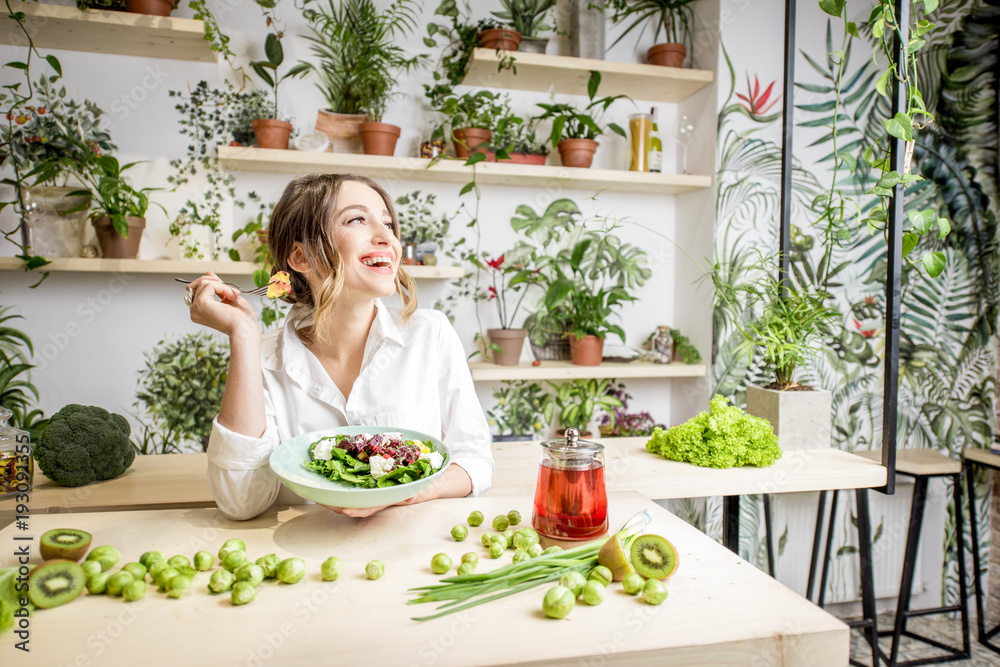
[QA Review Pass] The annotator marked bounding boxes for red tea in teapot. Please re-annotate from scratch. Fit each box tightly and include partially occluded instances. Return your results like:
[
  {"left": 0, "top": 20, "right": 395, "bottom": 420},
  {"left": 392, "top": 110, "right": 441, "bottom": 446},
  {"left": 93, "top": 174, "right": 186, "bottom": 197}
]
[{"left": 531, "top": 460, "right": 608, "bottom": 540}]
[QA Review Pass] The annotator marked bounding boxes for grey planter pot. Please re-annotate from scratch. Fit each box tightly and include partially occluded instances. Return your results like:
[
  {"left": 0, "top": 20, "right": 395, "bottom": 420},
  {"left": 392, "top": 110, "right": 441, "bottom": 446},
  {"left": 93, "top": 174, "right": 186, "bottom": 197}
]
[
  {"left": 745, "top": 385, "right": 832, "bottom": 451},
  {"left": 569, "top": 0, "right": 605, "bottom": 59},
  {"left": 518, "top": 36, "right": 549, "bottom": 54}
]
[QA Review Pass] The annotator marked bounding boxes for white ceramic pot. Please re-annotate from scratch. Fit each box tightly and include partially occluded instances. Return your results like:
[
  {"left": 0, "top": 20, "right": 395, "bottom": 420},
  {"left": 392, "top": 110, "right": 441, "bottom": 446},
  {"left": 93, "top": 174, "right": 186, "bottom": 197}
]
[{"left": 745, "top": 384, "right": 832, "bottom": 451}]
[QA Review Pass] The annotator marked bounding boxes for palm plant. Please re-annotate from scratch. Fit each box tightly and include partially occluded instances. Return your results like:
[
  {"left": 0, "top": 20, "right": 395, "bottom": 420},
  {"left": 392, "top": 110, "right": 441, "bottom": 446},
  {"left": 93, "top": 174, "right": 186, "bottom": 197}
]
[
  {"left": 0, "top": 304, "right": 47, "bottom": 440},
  {"left": 301, "top": 0, "right": 424, "bottom": 120},
  {"left": 605, "top": 0, "right": 698, "bottom": 47}
]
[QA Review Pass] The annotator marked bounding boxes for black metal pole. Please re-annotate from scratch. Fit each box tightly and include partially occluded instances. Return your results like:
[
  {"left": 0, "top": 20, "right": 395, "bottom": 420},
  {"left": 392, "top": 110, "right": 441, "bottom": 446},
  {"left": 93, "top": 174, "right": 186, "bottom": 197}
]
[
  {"left": 778, "top": 0, "right": 796, "bottom": 287},
  {"left": 878, "top": 0, "right": 907, "bottom": 496}
]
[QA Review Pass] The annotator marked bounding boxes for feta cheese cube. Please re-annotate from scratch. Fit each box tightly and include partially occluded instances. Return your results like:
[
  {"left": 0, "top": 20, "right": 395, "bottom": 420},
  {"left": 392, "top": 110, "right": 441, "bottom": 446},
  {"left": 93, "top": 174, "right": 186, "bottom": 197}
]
[
  {"left": 369, "top": 455, "right": 395, "bottom": 480},
  {"left": 312, "top": 439, "right": 335, "bottom": 461},
  {"left": 419, "top": 451, "right": 444, "bottom": 470}
]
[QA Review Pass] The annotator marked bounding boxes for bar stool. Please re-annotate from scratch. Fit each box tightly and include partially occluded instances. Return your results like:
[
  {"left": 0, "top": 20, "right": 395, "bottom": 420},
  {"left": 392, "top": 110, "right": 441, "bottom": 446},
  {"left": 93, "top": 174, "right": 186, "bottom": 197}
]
[
  {"left": 962, "top": 446, "right": 1000, "bottom": 656},
  {"left": 838, "top": 450, "right": 970, "bottom": 666}
]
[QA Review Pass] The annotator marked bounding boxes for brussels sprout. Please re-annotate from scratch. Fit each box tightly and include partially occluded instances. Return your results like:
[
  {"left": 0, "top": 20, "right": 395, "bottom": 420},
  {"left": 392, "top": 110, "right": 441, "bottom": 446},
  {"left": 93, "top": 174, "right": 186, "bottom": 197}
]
[
  {"left": 86, "top": 545, "right": 121, "bottom": 572},
  {"left": 461, "top": 552, "right": 479, "bottom": 567},
  {"left": 222, "top": 550, "right": 247, "bottom": 572},
  {"left": 167, "top": 555, "right": 190, "bottom": 569},
  {"left": 589, "top": 565, "right": 613, "bottom": 587},
  {"left": 193, "top": 551, "right": 214, "bottom": 571},
  {"left": 222, "top": 538, "right": 246, "bottom": 552},
  {"left": 277, "top": 558, "right": 306, "bottom": 584},
  {"left": 321, "top": 557, "right": 343, "bottom": 581},
  {"left": 430, "top": 553, "right": 452, "bottom": 575},
  {"left": 527, "top": 543, "right": 544, "bottom": 558},
  {"left": 622, "top": 573, "right": 644, "bottom": 595},
  {"left": 481, "top": 532, "right": 496, "bottom": 548},
  {"left": 231, "top": 581, "right": 256, "bottom": 605},
  {"left": 256, "top": 554, "right": 281, "bottom": 579},
  {"left": 642, "top": 579, "right": 668, "bottom": 605},
  {"left": 167, "top": 574, "right": 192, "bottom": 599},
  {"left": 542, "top": 585, "right": 575, "bottom": 619},
  {"left": 542, "top": 546, "right": 563, "bottom": 555},
  {"left": 559, "top": 571, "right": 587, "bottom": 597},
  {"left": 123, "top": 579, "right": 146, "bottom": 602},
  {"left": 81, "top": 560, "right": 103, "bottom": 579},
  {"left": 457, "top": 562, "right": 475, "bottom": 576},
  {"left": 122, "top": 562, "right": 147, "bottom": 581},
  {"left": 492, "top": 515, "right": 509, "bottom": 532},
  {"left": 365, "top": 560, "right": 385, "bottom": 580},
  {"left": 506, "top": 510, "right": 521, "bottom": 526},
  {"left": 209, "top": 568, "right": 234, "bottom": 593},
  {"left": 450, "top": 525, "right": 469, "bottom": 542},
  {"left": 139, "top": 550, "right": 164, "bottom": 569},
  {"left": 512, "top": 548, "right": 529, "bottom": 564},
  {"left": 234, "top": 563, "right": 265, "bottom": 587},
  {"left": 513, "top": 529, "right": 539, "bottom": 551},
  {"left": 581, "top": 580, "right": 605, "bottom": 605},
  {"left": 86, "top": 572, "right": 110, "bottom": 595},
  {"left": 106, "top": 571, "right": 134, "bottom": 597},
  {"left": 488, "top": 541, "right": 504, "bottom": 559},
  {"left": 147, "top": 560, "right": 170, "bottom": 582},
  {"left": 467, "top": 511, "right": 485, "bottom": 527},
  {"left": 155, "top": 567, "right": 180, "bottom": 591},
  {"left": 174, "top": 565, "right": 198, "bottom": 579}
]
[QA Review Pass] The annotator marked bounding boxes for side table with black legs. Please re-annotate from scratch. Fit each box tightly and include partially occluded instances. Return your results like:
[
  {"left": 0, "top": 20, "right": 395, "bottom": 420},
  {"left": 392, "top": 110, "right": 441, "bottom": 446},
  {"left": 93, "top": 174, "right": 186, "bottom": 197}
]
[{"left": 963, "top": 446, "right": 1000, "bottom": 656}]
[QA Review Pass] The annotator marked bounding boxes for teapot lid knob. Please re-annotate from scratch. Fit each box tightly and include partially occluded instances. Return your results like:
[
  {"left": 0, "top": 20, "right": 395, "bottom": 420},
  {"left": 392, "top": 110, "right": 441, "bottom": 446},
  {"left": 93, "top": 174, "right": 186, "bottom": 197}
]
[{"left": 564, "top": 427, "right": 580, "bottom": 447}]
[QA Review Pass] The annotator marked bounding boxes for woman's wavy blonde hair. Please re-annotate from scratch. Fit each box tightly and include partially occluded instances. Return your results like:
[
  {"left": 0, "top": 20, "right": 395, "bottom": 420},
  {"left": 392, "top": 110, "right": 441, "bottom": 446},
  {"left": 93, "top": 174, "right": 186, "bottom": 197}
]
[{"left": 266, "top": 173, "right": 417, "bottom": 342}]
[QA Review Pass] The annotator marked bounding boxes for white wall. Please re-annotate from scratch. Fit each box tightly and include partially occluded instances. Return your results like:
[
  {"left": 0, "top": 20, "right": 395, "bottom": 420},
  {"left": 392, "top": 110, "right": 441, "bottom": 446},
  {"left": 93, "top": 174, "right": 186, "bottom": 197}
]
[{"left": 0, "top": 1, "right": 715, "bottom": 441}]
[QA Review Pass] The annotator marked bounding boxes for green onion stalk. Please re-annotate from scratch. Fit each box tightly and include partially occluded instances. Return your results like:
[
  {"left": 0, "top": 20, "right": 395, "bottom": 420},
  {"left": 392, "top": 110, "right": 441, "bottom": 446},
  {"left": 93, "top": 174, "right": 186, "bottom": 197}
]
[{"left": 408, "top": 511, "right": 651, "bottom": 621}]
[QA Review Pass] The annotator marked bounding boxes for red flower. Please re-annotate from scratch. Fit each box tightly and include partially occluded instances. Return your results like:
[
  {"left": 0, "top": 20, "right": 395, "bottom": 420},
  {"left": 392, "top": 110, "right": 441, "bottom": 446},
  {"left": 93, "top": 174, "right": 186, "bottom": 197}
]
[
  {"left": 486, "top": 254, "right": 504, "bottom": 270},
  {"left": 851, "top": 317, "right": 879, "bottom": 339},
  {"left": 736, "top": 74, "right": 780, "bottom": 116},
  {"left": 36, "top": 107, "right": 46, "bottom": 115},
  {"left": 487, "top": 286, "right": 497, "bottom": 300},
  {"left": 863, "top": 294, "right": 877, "bottom": 304}
]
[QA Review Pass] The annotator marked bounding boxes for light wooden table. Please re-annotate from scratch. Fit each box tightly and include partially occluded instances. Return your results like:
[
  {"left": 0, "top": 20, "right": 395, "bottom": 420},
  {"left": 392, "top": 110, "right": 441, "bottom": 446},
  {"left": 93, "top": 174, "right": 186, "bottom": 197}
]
[
  {"left": 0, "top": 454, "right": 214, "bottom": 521},
  {"left": 0, "top": 491, "right": 848, "bottom": 666}
]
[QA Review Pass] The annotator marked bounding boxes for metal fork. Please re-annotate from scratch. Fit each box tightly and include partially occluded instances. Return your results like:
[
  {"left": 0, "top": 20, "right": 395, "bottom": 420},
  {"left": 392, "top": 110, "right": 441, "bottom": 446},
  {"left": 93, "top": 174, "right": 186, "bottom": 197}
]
[{"left": 174, "top": 277, "right": 271, "bottom": 297}]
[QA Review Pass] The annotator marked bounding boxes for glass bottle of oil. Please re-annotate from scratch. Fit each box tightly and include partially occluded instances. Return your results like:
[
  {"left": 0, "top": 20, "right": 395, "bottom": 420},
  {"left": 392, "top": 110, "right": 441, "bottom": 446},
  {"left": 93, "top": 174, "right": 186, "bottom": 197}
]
[
  {"left": 0, "top": 406, "right": 31, "bottom": 498},
  {"left": 648, "top": 107, "right": 663, "bottom": 173}
]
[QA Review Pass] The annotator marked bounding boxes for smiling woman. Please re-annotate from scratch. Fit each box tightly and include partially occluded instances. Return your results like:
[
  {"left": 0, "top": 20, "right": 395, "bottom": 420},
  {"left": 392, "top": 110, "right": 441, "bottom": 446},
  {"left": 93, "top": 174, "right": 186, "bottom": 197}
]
[{"left": 183, "top": 173, "right": 493, "bottom": 520}]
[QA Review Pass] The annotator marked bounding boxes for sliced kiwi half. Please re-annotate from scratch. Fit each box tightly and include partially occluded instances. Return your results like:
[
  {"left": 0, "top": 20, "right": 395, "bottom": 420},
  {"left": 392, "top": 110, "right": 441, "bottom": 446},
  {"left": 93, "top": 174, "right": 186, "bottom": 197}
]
[
  {"left": 40, "top": 529, "right": 93, "bottom": 562},
  {"left": 629, "top": 534, "right": 679, "bottom": 580},
  {"left": 597, "top": 534, "right": 635, "bottom": 581},
  {"left": 27, "top": 560, "right": 86, "bottom": 609}
]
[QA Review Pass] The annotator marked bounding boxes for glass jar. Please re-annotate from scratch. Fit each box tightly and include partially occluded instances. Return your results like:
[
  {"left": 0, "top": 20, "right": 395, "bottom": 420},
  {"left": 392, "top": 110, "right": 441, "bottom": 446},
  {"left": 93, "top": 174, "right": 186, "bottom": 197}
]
[
  {"left": 531, "top": 428, "right": 608, "bottom": 540},
  {"left": 652, "top": 325, "right": 674, "bottom": 363},
  {"left": 0, "top": 406, "right": 32, "bottom": 499},
  {"left": 628, "top": 112, "right": 652, "bottom": 172}
]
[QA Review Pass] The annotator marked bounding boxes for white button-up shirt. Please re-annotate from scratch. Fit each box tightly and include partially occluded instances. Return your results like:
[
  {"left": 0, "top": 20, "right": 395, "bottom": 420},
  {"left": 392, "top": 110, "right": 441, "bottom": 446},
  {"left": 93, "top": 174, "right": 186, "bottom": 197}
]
[{"left": 206, "top": 300, "right": 494, "bottom": 520}]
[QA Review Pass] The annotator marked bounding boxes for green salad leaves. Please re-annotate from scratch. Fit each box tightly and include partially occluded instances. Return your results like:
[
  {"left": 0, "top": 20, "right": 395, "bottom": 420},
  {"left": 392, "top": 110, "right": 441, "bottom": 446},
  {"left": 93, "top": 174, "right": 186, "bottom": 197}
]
[{"left": 304, "top": 435, "right": 439, "bottom": 488}]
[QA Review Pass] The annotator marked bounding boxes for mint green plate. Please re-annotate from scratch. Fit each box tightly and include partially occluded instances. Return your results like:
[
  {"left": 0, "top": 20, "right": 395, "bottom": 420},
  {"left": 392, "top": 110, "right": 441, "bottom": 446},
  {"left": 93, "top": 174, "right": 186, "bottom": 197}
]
[{"left": 268, "top": 426, "right": 451, "bottom": 509}]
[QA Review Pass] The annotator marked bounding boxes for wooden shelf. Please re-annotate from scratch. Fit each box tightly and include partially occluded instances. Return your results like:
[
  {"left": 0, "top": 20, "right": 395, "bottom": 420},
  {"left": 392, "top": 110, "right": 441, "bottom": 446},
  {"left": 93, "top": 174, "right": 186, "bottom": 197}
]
[
  {"left": 218, "top": 146, "right": 712, "bottom": 195},
  {"left": 469, "top": 360, "right": 707, "bottom": 381},
  {"left": 0, "top": 257, "right": 463, "bottom": 279},
  {"left": 463, "top": 48, "right": 714, "bottom": 103},
  {"left": 1, "top": 2, "right": 216, "bottom": 62}
]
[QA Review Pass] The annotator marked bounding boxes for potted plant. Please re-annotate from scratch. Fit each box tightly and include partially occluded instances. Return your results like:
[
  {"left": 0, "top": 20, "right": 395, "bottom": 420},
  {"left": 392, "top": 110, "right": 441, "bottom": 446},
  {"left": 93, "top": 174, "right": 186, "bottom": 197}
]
[
  {"left": 125, "top": 0, "right": 177, "bottom": 16},
  {"left": 68, "top": 154, "right": 164, "bottom": 259},
  {"left": 227, "top": 89, "right": 273, "bottom": 147},
  {"left": 605, "top": 0, "right": 697, "bottom": 68},
  {"left": 712, "top": 254, "right": 836, "bottom": 450},
  {"left": 549, "top": 379, "right": 623, "bottom": 437},
  {"left": 486, "top": 380, "right": 553, "bottom": 441},
  {"left": 300, "top": 0, "right": 424, "bottom": 157},
  {"left": 542, "top": 231, "right": 643, "bottom": 365},
  {"left": 534, "top": 72, "right": 628, "bottom": 168},
  {"left": 598, "top": 382, "right": 666, "bottom": 437},
  {"left": 471, "top": 247, "right": 544, "bottom": 365},
  {"left": 492, "top": 0, "right": 558, "bottom": 54},
  {"left": 395, "top": 191, "right": 452, "bottom": 264},
  {"left": 135, "top": 333, "right": 230, "bottom": 453},
  {"left": 0, "top": 75, "right": 115, "bottom": 258},
  {"left": 477, "top": 17, "right": 521, "bottom": 51},
  {"left": 436, "top": 90, "right": 511, "bottom": 158},
  {"left": 75, "top": 0, "right": 126, "bottom": 8},
  {"left": 491, "top": 113, "right": 549, "bottom": 165},
  {"left": 249, "top": 32, "right": 309, "bottom": 150}
]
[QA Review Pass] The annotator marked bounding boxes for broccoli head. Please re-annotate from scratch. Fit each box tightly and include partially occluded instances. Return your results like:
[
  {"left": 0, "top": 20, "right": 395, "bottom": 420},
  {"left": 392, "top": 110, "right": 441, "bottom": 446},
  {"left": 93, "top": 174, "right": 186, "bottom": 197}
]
[
  {"left": 34, "top": 404, "right": 136, "bottom": 487},
  {"left": 646, "top": 395, "right": 781, "bottom": 468}
]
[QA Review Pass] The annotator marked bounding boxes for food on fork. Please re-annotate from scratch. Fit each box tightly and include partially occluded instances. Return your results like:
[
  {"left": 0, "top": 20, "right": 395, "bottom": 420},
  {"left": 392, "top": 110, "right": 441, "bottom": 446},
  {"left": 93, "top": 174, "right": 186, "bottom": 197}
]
[{"left": 266, "top": 271, "right": 292, "bottom": 298}]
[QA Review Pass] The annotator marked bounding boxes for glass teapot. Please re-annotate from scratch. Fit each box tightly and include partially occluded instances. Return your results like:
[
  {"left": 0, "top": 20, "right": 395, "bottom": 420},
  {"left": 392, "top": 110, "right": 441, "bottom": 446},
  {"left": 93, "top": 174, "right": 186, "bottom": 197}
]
[{"left": 531, "top": 428, "right": 608, "bottom": 540}]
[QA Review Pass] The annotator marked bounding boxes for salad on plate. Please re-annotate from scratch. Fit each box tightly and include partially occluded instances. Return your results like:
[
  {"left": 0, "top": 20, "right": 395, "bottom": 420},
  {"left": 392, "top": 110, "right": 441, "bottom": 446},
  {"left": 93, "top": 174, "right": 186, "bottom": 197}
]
[{"left": 306, "top": 431, "right": 445, "bottom": 489}]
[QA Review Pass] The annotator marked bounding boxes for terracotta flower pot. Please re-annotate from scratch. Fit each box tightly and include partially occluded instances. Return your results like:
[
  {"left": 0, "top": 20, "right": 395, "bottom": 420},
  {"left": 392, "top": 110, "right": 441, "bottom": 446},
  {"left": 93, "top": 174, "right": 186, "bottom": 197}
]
[
  {"left": 497, "top": 152, "right": 547, "bottom": 165},
  {"left": 251, "top": 119, "right": 292, "bottom": 150},
  {"left": 92, "top": 215, "right": 145, "bottom": 259},
  {"left": 478, "top": 28, "right": 522, "bottom": 51},
  {"left": 452, "top": 128, "right": 492, "bottom": 158},
  {"left": 488, "top": 328, "right": 527, "bottom": 366},
  {"left": 568, "top": 334, "right": 604, "bottom": 366},
  {"left": 557, "top": 138, "right": 599, "bottom": 169},
  {"left": 647, "top": 43, "right": 686, "bottom": 68},
  {"left": 125, "top": 0, "right": 175, "bottom": 16},
  {"left": 315, "top": 110, "right": 365, "bottom": 153},
  {"left": 359, "top": 121, "right": 401, "bottom": 156}
]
